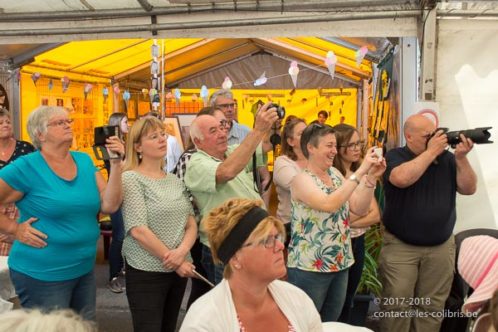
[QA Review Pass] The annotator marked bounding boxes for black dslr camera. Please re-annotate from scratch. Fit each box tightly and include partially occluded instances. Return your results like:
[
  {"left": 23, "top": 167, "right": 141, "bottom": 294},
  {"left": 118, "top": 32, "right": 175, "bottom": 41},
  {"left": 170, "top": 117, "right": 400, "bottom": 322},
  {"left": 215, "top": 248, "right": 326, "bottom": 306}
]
[
  {"left": 93, "top": 125, "right": 121, "bottom": 160},
  {"left": 268, "top": 103, "right": 286, "bottom": 120},
  {"left": 434, "top": 127, "right": 493, "bottom": 147}
]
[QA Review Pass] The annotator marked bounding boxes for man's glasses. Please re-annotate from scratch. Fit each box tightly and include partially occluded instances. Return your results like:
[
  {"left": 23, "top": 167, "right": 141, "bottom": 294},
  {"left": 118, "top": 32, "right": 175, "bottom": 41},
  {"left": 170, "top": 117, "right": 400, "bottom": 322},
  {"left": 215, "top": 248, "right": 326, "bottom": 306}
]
[
  {"left": 243, "top": 234, "right": 283, "bottom": 250},
  {"left": 219, "top": 119, "right": 230, "bottom": 129},
  {"left": 340, "top": 141, "right": 365, "bottom": 150},
  {"left": 47, "top": 119, "right": 74, "bottom": 127},
  {"left": 216, "top": 103, "right": 235, "bottom": 109}
]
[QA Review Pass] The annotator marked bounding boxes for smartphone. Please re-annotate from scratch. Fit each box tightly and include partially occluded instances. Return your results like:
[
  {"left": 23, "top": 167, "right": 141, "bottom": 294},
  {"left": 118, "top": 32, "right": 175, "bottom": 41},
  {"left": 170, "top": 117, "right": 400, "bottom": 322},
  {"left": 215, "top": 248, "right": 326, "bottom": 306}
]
[
  {"left": 374, "top": 147, "right": 383, "bottom": 161},
  {"left": 93, "top": 125, "right": 121, "bottom": 160}
]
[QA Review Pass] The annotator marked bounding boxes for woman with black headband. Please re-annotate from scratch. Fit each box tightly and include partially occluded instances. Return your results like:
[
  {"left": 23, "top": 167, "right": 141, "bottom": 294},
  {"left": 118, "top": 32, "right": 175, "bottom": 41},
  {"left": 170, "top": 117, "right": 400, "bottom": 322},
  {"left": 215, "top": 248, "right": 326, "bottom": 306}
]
[{"left": 180, "top": 198, "right": 322, "bottom": 332}]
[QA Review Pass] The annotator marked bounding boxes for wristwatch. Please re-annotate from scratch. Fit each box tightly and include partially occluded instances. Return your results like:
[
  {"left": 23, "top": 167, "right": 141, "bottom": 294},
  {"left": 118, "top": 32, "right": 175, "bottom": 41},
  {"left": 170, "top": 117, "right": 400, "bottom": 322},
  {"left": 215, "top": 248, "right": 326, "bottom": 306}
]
[{"left": 348, "top": 173, "right": 360, "bottom": 185}]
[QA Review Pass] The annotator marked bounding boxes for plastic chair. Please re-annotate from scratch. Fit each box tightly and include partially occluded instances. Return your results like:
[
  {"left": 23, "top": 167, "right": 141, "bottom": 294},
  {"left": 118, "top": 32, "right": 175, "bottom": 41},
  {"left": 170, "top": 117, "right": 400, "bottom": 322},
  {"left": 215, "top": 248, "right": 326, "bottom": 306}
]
[{"left": 440, "top": 228, "right": 498, "bottom": 332}]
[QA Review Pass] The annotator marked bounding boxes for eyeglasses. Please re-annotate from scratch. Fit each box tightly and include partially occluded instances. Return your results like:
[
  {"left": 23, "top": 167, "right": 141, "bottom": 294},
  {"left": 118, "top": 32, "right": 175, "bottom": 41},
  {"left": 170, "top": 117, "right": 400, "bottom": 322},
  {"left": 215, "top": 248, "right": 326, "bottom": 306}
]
[
  {"left": 145, "top": 131, "right": 168, "bottom": 141},
  {"left": 219, "top": 119, "right": 230, "bottom": 129},
  {"left": 340, "top": 141, "right": 365, "bottom": 150},
  {"left": 243, "top": 233, "right": 283, "bottom": 250},
  {"left": 47, "top": 119, "right": 74, "bottom": 127},
  {"left": 216, "top": 103, "right": 235, "bottom": 109}
]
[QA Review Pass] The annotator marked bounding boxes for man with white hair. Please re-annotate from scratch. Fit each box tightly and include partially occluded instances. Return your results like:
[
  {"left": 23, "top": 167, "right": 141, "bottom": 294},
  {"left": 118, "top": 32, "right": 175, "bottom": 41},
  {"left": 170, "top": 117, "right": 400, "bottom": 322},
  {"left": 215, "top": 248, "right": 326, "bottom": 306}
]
[{"left": 184, "top": 103, "right": 279, "bottom": 284}]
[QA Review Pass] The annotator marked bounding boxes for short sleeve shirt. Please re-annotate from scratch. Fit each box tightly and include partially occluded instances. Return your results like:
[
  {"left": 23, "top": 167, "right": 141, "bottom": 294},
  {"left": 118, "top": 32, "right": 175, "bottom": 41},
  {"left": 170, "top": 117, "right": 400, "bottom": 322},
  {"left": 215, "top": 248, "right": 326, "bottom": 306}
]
[
  {"left": 287, "top": 169, "right": 354, "bottom": 273},
  {"left": 121, "top": 171, "right": 194, "bottom": 272},
  {"left": 184, "top": 146, "right": 262, "bottom": 247},
  {"left": 0, "top": 151, "right": 100, "bottom": 281}
]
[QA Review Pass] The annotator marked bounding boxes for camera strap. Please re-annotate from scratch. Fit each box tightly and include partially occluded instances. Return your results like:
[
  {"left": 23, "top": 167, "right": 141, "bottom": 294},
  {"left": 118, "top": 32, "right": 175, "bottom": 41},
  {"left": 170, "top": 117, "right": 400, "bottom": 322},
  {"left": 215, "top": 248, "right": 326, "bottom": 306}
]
[{"left": 252, "top": 152, "right": 272, "bottom": 194}]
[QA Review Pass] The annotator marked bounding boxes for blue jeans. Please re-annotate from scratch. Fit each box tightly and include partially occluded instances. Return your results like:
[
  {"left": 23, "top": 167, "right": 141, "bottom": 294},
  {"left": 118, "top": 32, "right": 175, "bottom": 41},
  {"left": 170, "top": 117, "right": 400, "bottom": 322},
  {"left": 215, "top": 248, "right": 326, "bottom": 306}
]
[
  {"left": 201, "top": 244, "right": 224, "bottom": 285},
  {"left": 339, "top": 235, "right": 365, "bottom": 324},
  {"left": 109, "top": 207, "right": 125, "bottom": 280},
  {"left": 287, "top": 267, "right": 349, "bottom": 322},
  {"left": 10, "top": 269, "right": 96, "bottom": 321}
]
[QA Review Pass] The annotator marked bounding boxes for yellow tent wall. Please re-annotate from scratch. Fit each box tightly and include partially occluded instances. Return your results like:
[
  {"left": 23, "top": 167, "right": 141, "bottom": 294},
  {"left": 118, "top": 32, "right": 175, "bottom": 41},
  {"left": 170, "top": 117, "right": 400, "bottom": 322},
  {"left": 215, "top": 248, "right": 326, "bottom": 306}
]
[{"left": 160, "top": 88, "right": 357, "bottom": 127}]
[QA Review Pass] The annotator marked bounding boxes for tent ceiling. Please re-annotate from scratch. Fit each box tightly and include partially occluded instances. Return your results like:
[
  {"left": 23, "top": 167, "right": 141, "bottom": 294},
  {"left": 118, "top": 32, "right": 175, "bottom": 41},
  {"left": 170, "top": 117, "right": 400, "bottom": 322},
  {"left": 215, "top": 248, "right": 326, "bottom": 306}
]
[{"left": 20, "top": 37, "right": 380, "bottom": 89}]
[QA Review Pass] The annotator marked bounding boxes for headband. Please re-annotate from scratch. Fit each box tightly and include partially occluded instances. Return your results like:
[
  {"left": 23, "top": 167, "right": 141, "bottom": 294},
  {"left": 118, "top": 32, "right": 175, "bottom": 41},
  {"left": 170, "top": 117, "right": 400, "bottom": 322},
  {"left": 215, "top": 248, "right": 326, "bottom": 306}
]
[{"left": 217, "top": 206, "right": 269, "bottom": 264}]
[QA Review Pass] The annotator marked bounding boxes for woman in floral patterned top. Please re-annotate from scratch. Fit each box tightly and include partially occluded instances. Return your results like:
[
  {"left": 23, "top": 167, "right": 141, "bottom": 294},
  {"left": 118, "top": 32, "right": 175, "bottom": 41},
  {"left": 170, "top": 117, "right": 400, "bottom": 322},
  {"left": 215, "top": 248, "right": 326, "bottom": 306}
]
[{"left": 287, "top": 123, "right": 386, "bottom": 322}]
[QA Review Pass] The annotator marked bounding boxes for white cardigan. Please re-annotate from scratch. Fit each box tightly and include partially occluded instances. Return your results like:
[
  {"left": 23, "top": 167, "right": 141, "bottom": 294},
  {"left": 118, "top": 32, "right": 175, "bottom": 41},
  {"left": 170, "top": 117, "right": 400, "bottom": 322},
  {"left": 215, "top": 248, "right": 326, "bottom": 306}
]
[{"left": 180, "top": 279, "right": 323, "bottom": 332}]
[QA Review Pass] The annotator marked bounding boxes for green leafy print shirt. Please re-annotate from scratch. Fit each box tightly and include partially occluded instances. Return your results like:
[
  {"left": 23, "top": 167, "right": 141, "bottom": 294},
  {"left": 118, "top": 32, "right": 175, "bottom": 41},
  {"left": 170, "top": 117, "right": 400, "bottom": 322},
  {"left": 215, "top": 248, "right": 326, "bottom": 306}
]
[{"left": 287, "top": 168, "right": 354, "bottom": 273}]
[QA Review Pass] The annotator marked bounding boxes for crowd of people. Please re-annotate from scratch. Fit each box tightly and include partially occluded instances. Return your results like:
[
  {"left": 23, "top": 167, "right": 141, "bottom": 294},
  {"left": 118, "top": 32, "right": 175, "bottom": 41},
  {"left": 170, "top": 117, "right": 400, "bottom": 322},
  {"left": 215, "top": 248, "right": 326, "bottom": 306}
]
[{"left": 0, "top": 87, "right": 495, "bottom": 332}]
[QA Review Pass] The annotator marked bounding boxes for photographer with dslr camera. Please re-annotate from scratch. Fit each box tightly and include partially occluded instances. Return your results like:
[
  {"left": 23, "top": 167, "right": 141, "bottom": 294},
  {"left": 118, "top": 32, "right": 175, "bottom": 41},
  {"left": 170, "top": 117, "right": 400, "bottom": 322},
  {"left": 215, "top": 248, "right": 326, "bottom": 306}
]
[{"left": 379, "top": 114, "right": 478, "bottom": 332}]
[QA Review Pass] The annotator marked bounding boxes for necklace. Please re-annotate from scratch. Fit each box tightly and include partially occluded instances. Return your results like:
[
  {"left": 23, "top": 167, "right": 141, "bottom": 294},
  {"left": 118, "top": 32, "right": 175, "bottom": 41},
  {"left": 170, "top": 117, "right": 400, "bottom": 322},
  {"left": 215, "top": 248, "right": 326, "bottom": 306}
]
[{"left": 0, "top": 139, "right": 13, "bottom": 157}]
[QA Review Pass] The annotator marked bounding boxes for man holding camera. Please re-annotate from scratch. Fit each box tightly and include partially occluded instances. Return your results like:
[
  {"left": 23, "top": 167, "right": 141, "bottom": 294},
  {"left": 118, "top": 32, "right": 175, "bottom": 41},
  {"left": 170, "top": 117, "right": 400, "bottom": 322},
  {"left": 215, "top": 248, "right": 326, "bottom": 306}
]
[
  {"left": 184, "top": 102, "right": 279, "bottom": 284},
  {"left": 379, "top": 114, "right": 477, "bottom": 332}
]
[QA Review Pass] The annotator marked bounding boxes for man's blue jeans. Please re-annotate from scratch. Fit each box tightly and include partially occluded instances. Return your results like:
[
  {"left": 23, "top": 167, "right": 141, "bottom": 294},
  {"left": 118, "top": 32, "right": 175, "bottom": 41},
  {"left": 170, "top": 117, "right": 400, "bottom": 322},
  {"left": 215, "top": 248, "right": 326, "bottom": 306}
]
[
  {"left": 287, "top": 267, "right": 349, "bottom": 322},
  {"left": 10, "top": 269, "right": 96, "bottom": 321},
  {"left": 201, "top": 244, "right": 224, "bottom": 285},
  {"left": 109, "top": 207, "right": 125, "bottom": 280}
]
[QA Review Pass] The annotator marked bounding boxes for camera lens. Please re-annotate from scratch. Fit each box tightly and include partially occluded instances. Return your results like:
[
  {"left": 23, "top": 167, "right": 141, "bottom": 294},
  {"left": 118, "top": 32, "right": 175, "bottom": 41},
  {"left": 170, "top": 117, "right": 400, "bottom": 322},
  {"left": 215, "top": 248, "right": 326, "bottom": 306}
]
[{"left": 269, "top": 103, "right": 286, "bottom": 119}]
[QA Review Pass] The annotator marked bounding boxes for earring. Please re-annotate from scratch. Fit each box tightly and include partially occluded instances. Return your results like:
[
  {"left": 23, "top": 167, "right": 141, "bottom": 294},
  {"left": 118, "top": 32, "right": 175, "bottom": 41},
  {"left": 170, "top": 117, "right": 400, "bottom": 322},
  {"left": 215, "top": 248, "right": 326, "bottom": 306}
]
[
  {"left": 137, "top": 152, "right": 142, "bottom": 160},
  {"left": 234, "top": 264, "right": 241, "bottom": 269}
]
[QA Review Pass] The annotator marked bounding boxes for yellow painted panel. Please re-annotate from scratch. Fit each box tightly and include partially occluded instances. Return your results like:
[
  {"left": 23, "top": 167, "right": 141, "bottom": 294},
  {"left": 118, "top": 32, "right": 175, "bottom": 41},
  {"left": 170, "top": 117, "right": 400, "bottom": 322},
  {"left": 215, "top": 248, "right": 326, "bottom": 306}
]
[{"left": 179, "top": 88, "right": 357, "bottom": 128}]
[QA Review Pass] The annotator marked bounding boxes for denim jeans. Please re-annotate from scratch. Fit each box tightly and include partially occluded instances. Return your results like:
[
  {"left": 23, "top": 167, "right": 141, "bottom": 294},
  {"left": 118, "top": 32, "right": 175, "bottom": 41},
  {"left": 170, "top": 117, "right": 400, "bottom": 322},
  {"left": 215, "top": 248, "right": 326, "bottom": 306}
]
[
  {"left": 187, "top": 238, "right": 211, "bottom": 308},
  {"left": 287, "top": 267, "right": 349, "bottom": 322},
  {"left": 125, "top": 262, "right": 187, "bottom": 332},
  {"left": 10, "top": 269, "right": 96, "bottom": 321},
  {"left": 338, "top": 234, "right": 365, "bottom": 324},
  {"left": 109, "top": 207, "right": 125, "bottom": 280},
  {"left": 201, "top": 244, "right": 224, "bottom": 285}
]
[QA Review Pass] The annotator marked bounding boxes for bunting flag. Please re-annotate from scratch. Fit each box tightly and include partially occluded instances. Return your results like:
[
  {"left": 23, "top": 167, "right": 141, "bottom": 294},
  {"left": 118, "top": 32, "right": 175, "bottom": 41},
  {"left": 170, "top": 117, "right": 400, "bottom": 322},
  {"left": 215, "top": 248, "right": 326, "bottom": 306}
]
[
  {"left": 83, "top": 83, "right": 93, "bottom": 100},
  {"left": 221, "top": 77, "right": 233, "bottom": 90},
  {"left": 254, "top": 72, "right": 267, "bottom": 86},
  {"left": 355, "top": 46, "right": 368, "bottom": 67},
  {"left": 200, "top": 85, "right": 209, "bottom": 106},
  {"left": 31, "top": 72, "right": 41, "bottom": 86},
  {"left": 324, "top": 51, "right": 337, "bottom": 80},
  {"left": 288, "top": 61, "right": 299, "bottom": 88}
]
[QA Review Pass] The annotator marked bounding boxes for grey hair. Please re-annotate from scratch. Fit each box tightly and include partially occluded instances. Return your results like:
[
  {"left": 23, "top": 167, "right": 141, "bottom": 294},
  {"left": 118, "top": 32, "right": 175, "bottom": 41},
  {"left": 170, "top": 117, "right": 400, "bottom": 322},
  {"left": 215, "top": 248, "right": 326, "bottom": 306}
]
[
  {"left": 0, "top": 107, "right": 11, "bottom": 119},
  {"left": 209, "top": 89, "right": 233, "bottom": 108},
  {"left": 0, "top": 309, "right": 96, "bottom": 332},
  {"left": 27, "top": 106, "right": 68, "bottom": 149},
  {"left": 189, "top": 115, "right": 209, "bottom": 147}
]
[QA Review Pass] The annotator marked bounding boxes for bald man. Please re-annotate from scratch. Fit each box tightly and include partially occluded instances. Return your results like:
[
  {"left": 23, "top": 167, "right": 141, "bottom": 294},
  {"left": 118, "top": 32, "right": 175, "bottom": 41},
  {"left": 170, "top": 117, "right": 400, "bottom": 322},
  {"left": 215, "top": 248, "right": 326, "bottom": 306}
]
[
  {"left": 184, "top": 103, "right": 279, "bottom": 284},
  {"left": 379, "top": 114, "right": 477, "bottom": 332}
]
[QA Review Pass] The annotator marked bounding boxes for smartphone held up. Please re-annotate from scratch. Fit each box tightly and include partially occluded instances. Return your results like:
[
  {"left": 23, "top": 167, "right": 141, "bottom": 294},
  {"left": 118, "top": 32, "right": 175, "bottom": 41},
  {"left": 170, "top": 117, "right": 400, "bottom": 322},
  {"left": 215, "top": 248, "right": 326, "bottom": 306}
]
[{"left": 92, "top": 125, "right": 121, "bottom": 160}]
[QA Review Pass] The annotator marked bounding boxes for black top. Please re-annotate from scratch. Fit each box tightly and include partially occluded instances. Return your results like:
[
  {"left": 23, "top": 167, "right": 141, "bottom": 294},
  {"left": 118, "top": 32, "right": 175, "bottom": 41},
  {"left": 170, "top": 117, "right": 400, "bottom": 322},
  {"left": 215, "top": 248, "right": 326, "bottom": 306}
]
[
  {"left": 0, "top": 140, "right": 35, "bottom": 169},
  {"left": 382, "top": 146, "right": 457, "bottom": 246}
]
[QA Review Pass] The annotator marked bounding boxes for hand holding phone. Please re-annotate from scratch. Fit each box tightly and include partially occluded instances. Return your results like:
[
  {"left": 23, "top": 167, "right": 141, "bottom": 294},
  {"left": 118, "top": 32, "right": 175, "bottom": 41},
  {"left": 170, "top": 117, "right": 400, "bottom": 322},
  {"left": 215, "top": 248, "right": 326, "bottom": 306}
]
[
  {"left": 93, "top": 125, "right": 121, "bottom": 160},
  {"left": 374, "top": 147, "right": 383, "bottom": 162}
]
